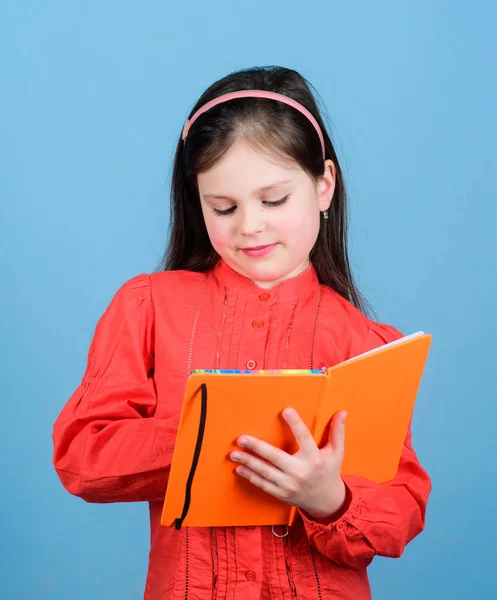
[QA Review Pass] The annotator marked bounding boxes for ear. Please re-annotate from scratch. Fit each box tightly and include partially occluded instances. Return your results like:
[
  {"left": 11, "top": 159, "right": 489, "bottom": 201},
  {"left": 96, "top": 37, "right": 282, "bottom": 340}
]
[{"left": 318, "top": 159, "right": 336, "bottom": 212}]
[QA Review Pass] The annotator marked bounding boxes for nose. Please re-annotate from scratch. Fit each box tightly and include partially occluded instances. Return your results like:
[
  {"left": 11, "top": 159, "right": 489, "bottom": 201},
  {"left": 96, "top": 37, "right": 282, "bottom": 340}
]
[{"left": 239, "top": 206, "right": 265, "bottom": 236}]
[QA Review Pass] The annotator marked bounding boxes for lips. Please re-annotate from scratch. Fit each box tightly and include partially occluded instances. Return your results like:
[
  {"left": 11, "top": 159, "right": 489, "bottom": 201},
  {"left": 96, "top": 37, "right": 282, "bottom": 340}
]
[
  {"left": 242, "top": 244, "right": 274, "bottom": 251},
  {"left": 240, "top": 243, "right": 278, "bottom": 257}
]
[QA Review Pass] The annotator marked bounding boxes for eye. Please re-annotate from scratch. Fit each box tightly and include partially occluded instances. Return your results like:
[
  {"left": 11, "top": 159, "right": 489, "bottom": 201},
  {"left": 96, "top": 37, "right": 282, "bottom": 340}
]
[
  {"left": 263, "top": 195, "right": 289, "bottom": 208},
  {"left": 212, "top": 206, "right": 237, "bottom": 216},
  {"left": 212, "top": 195, "right": 289, "bottom": 217}
]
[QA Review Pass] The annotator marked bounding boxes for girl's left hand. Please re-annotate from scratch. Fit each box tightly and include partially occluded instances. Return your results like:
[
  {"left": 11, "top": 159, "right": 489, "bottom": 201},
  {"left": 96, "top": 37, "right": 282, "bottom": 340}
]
[{"left": 230, "top": 407, "right": 347, "bottom": 521}]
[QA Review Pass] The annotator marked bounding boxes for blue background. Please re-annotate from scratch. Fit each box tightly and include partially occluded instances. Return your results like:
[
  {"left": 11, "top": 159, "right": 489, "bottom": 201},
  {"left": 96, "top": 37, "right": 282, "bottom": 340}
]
[{"left": 1, "top": 1, "right": 496, "bottom": 598}]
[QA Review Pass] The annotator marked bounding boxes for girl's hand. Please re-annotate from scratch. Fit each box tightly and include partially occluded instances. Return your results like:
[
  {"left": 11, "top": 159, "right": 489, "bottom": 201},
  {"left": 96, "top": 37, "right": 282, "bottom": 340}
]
[{"left": 230, "top": 408, "right": 347, "bottom": 520}]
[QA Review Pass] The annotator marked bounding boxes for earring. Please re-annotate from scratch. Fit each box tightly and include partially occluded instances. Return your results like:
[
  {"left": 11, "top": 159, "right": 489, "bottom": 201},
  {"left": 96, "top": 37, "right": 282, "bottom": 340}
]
[{"left": 321, "top": 210, "right": 329, "bottom": 219}]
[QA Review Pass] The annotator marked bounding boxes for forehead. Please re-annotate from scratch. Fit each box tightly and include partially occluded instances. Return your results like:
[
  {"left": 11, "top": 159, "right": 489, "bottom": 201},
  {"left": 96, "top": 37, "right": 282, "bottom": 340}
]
[{"left": 197, "top": 138, "right": 304, "bottom": 198}]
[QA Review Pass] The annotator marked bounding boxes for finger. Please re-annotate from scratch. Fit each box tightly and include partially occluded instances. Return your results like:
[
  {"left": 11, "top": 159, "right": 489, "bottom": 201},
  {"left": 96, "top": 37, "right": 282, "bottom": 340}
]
[
  {"left": 236, "top": 436, "right": 292, "bottom": 471},
  {"left": 282, "top": 408, "right": 318, "bottom": 456},
  {"left": 230, "top": 450, "right": 287, "bottom": 486},
  {"left": 328, "top": 410, "right": 346, "bottom": 455},
  {"left": 234, "top": 465, "right": 287, "bottom": 501}
]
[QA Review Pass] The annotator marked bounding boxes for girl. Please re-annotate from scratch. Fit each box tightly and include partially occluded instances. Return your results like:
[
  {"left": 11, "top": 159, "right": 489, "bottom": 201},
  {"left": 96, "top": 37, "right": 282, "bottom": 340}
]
[{"left": 53, "top": 66, "right": 431, "bottom": 600}]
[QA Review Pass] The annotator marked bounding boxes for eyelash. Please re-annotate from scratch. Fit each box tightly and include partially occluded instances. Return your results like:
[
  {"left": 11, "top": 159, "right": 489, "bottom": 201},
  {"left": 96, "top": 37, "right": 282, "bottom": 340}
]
[{"left": 212, "top": 195, "right": 290, "bottom": 217}]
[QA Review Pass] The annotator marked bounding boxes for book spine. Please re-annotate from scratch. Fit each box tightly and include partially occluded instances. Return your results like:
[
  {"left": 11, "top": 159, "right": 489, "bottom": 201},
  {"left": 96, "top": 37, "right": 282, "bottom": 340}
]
[{"left": 310, "top": 372, "right": 333, "bottom": 448}]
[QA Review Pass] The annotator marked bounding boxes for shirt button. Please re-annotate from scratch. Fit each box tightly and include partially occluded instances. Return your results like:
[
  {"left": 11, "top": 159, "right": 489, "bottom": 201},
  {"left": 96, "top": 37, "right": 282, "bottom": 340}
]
[
  {"left": 335, "top": 521, "right": 344, "bottom": 531},
  {"left": 246, "top": 360, "right": 257, "bottom": 370},
  {"left": 258, "top": 292, "right": 271, "bottom": 301},
  {"left": 245, "top": 570, "right": 256, "bottom": 581},
  {"left": 252, "top": 319, "right": 264, "bottom": 329}
]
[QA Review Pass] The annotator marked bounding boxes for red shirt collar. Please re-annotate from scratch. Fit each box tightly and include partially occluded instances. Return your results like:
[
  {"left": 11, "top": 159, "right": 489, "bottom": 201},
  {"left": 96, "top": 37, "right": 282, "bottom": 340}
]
[{"left": 212, "top": 258, "right": 320, "bottom": 303}]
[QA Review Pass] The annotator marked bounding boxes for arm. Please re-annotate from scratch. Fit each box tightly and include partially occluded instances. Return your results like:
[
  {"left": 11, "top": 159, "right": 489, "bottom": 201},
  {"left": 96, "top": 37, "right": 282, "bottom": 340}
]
[
  {"left": 300, "top": 425, "right": 431, "bottom": 568},
  {"left": 52, "top": 274, "right": 176, "bottom": 504},
  {"left": 300, "top": 321, "right": 432, "bottom": 568}
]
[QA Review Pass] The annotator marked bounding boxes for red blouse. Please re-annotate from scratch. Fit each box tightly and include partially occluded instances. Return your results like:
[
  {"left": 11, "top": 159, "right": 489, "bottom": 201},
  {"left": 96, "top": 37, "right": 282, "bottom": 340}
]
[{"left": 53, "top": 259, "right": 431, "bottom": 600}]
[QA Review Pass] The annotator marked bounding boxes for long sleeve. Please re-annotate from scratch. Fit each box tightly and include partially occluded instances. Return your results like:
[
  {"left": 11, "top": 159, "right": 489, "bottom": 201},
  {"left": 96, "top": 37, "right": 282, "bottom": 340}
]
[
  {"left": 52, "top": 274, "right": 177, "bottom": 504},
  {"left": 300, "top": 321, "right": 432, "bottom": 569}
]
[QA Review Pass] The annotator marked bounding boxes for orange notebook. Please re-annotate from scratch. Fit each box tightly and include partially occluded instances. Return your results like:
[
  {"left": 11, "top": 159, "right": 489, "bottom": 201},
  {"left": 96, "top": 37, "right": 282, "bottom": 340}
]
[{"left": 161, "top": 332, "right": 432, "bottom": 529}]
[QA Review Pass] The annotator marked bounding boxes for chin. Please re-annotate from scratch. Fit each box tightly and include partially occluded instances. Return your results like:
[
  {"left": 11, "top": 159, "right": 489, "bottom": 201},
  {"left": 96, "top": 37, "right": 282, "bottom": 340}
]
[{"left": 242, "top": 262, "right": 293, "bottom": 284}]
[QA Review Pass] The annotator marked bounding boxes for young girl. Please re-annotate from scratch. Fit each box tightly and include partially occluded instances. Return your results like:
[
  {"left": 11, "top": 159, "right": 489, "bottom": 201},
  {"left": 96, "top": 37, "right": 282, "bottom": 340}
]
[{"left": 53, "top": 66, "right": 431, "bottom": 600}]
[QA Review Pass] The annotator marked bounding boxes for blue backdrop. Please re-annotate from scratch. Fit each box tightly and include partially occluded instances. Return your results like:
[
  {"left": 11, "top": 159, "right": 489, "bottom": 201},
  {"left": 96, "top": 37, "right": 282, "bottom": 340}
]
[{"left": 1, "top": 1, "right": 496, "bottom": 598}]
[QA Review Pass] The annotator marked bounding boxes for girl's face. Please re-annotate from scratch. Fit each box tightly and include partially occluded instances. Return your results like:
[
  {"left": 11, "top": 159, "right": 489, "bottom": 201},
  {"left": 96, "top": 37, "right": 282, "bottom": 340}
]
[{"left": 197, "top": 138, "right": 336, "bottom": 289}]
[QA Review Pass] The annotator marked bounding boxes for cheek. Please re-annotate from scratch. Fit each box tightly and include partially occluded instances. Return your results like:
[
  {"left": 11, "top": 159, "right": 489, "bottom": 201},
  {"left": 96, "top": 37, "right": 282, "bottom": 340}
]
[
  {"left": 279, "top": 210, "right": 320, "bottom": 240},
  {"left": 203, "top": 214, "right": 232, "bottom": 250}
]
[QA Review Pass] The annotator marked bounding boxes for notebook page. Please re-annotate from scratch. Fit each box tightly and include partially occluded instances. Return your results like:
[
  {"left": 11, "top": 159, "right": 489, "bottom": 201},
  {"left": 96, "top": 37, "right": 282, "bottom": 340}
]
[{"left": 340, "top": 331, "right": 425, "bottom": 365}]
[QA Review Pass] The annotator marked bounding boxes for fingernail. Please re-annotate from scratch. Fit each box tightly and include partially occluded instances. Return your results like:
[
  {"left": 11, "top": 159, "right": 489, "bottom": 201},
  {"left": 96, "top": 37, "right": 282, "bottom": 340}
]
[
  {"left": 238, "top": 436, "right": 248, "bottom": 446},
  {"left": 231, "top": 451, "right": 241, "bottom": 461}
]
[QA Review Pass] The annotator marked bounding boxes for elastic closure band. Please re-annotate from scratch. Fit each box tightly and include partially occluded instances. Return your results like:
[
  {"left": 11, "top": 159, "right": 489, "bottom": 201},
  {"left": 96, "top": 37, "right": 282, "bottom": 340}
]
[{"left": 175, "top": 383, "right": 208, "bottom": 530}]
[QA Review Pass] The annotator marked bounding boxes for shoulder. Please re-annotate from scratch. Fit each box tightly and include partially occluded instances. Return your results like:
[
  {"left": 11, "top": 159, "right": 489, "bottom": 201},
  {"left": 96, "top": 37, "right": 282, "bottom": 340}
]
[
  {"left": 149, "top": 268, "right": 207, "bottom": 288},
  {"left": 87, "top": 274, "right": 154, "bottom": 353},
  {"left": 104, "top": 269, "right": 209, "bottom": 326},
  {"left": 319, "top": 285, "right": 404, "bottom": 360},
  {"left": 148, "top": 269, "right": 208, "bottom": 303},
  {"left": 113, "top": 270, "right": 207, "bottom": 301},
  {"left": 115, "top": 272, "right": 151, "bottom": 297},
  {"left": 108, "top": 273, "right": 152, "bottom": 308},
  {"left": 93, "top": 273, "right": 153, "bottom": 328}
]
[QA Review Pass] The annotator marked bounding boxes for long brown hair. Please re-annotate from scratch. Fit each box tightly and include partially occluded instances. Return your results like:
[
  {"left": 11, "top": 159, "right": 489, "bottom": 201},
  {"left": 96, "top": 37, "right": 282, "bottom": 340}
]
[{"left": 157, "top": 65, "right": 371, "bottom": 316}]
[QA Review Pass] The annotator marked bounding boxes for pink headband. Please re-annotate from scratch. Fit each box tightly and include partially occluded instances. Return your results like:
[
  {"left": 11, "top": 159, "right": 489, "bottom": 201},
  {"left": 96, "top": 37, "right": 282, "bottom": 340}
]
[{"left": 181, "top": 90, "right": 326, "bottom": 160}]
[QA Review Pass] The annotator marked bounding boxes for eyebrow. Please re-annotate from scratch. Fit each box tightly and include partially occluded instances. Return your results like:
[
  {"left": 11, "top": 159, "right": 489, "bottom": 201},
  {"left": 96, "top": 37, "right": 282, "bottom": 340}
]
[{"left": 203, "top": 180, "right": 292, "bottom": 201}]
